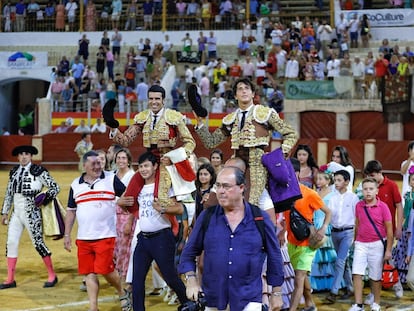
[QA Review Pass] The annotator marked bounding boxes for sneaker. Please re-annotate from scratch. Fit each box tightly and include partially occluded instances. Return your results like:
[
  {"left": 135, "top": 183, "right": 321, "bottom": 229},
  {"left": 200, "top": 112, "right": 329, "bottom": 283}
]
[
  {"left": 163, "top": 290, "right": 173, "bottom": 302},
  {"left": 159, "top": 286, "right": 168, "bottom": 297},
  {"left": 348, "top": 304, "right": 364, "bottom": 311},
  {"left": 370, "top": 302, "right": 381, "bottom": 311},
  {"left": 364, "top": 292, "right": 374, "bottom": 305},
  {"left": 393, "top": 281, "right": 404, "bottom": 298},
  {"left": 167, "top": 293, "right": 178, "bottom": 305},
  {"left": 79, "top": 281, "right": 87, "bottom": 292}
]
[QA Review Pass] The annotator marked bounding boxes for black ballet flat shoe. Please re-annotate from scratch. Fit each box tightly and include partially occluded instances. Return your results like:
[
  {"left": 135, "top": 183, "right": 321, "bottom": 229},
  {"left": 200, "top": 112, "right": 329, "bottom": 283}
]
[
  {"left": 43, "top": 276, "right": 58, "bottom": 288},
  {"left": 102, "top": 98, "right": 120, "bottom": 128},
  {"left": 0, "top": 280, "right": 16, "bottom": 289},
  {"left": 187, "top": 84, "right": 208, "bottom": 118}
]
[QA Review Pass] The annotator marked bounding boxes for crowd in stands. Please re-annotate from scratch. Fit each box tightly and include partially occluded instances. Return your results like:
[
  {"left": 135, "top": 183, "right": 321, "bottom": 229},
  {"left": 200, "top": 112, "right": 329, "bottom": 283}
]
[
  {"left": 47, "top": 9, "right": 414, "bottom": 124},
  {"left": 3, "top": 0, "right": 412, "bottom": 32}
]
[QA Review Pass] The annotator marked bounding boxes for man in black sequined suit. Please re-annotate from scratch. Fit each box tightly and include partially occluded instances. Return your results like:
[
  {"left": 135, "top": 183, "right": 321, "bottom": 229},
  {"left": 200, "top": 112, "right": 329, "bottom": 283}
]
[{"left": 0, "top": 145, "right": 60, "bottom": 289}]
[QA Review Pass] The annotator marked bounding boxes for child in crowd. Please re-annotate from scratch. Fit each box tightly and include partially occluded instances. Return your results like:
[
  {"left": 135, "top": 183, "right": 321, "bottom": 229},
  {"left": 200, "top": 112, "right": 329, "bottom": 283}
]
[
  {"left": 348, "top": 178, "right": 393, "bottom": 311},
  {"left": 397, "top": 166, "right": 414, "bottom": 291},
  {"left": 324, "top": 170, "right": 359, "bottom": 304},
  {"left": 404, "top": 166, "right": 414, "bottom": 290}
]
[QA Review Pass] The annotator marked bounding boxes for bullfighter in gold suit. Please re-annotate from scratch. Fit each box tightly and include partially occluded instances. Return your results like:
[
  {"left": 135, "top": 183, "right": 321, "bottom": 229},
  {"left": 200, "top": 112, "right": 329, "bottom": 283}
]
[{"left": 193, "top": 78, "right": 298, "bottom": 206}]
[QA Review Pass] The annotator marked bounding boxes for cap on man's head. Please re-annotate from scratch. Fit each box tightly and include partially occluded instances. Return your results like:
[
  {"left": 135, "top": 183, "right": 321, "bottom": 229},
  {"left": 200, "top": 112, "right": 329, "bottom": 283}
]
[{"left": 12, "top": 145, "right": 38, "bottom": 156}]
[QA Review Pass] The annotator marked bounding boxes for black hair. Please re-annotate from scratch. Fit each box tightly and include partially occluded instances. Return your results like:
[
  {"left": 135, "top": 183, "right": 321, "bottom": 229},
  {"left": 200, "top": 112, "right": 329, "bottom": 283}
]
[
  {"left": 210, "top": 149, "right": 224, "bottom": 161},
  {"left": 363, "top": 160, "right": 382, "bottom": 175},
  {"left": 232, "top": 77, "right": 256, "bottom": 95},
  {"left": 138, "top": 151, "right": 157, "bottom": 165},
  {"left": 293, "top": 144, "right": 318, "bottom": 170},
  {"left": 219, "top": 166, "right": 246, "bottom": 186},
  {"left": 334, "top": 169, "right": 350, "bottom": 181},
  {"left": 82, "top": 150, "right": 98, "bottom": 163},
  {"left": 195, "top": 163, "right": 216, "bottom": 190},
  {"left": 148, "top": 84, "right": 166, "bottom": 99},
  {"left": 408, "top": 141, "right": 414, "bottom": 151},
  {"left": 81, "top": 132, "right": 90, "bottom": 139}
]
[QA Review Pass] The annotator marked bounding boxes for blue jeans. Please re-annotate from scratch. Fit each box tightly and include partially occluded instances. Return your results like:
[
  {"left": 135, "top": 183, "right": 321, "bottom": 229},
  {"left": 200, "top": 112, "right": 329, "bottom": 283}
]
[
  {"left": 331, "top": 228, "right": 354, "bottom": 294},
  {"left": 132, "top": 228, "right": 188, "bottom": 311}
]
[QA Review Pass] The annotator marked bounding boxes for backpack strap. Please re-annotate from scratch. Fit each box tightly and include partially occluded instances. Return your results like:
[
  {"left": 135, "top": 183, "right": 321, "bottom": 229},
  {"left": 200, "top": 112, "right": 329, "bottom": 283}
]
[
  {"left": 201, "top": 203, "right": 266, "bottom": 251},
  {"left": 250, "top": 204, "right": 267, "bottom": 251}
]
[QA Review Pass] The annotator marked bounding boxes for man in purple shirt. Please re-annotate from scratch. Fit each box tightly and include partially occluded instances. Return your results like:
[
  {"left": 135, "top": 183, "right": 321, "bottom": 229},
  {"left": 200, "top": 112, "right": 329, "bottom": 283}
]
[{"left": 179, "top": 166, "right": 284, "bottom": 311}]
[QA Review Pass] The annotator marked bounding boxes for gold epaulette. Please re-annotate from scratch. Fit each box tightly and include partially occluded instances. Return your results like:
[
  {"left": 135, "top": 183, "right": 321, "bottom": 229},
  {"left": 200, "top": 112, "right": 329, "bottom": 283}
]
[
  {"left": 253, "top": 105, "right": 272, "bottom": 124},
  {"left": 134, "top": 110, "right": 151, "bottom": 124},
  {"left": 165, "top": 109, "right": 185, "bottom": 125},
  {"left": 222, "top": 111, "right": 237, "bottom": 125}
]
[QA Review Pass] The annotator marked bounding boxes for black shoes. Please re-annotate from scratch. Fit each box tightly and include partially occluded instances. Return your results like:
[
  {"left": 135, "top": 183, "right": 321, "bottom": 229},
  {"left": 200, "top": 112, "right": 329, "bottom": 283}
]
[
  {"left": 0, "top": 280, "right": 16, "bottom": 289},
  {"left": 43, "top": 276, "right": 58, "bottom": 288}
]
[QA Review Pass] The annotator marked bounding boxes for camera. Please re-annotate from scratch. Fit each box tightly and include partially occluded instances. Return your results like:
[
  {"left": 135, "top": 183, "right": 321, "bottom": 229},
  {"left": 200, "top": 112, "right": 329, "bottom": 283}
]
[{"left": 178, "top": 294, "right": 207, "bottom": 311}]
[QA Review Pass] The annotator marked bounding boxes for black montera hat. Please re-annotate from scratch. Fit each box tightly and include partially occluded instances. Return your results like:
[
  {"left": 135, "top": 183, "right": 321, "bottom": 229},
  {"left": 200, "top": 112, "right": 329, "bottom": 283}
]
[
  {"left": 102, "top": 98, "right": 120, "bottom": 128},
  {"left": 187, "top": 84, "right": 208, "bottom": 118},
  {"left": 12, "top": 145, "right": 38, "bottom": 156}
]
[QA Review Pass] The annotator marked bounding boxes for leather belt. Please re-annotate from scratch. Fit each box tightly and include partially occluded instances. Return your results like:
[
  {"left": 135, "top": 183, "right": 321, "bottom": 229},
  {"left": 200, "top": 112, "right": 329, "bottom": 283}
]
[
  {"left": 140, "top": 228, "right": 170, "bottom": 239},
  {"left": 332, "top": 226, "right": 354, "bottom": 232}
]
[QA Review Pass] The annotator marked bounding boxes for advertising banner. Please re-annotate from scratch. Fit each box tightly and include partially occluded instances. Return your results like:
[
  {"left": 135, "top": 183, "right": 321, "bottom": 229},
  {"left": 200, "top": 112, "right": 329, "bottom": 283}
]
[
  {"left": 0, "top": 51, "right": 48, "bottom": 69},
  {"left": 285, "top": 80, "right": 337, "bottom": 99},
  {"left": 340, "top": 9, "right": 414, "bottom": 27}
]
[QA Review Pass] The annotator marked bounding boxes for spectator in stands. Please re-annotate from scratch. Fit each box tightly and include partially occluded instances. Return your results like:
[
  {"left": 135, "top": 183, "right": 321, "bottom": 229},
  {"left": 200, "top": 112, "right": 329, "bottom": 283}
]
[
  {"left": 388, "top": 54, "right": 400, "bottom": 76},
  {"left": 241, "top": 56, "right": 255, "bottom": 81},
  {"left": 101, "top": 30, "right": 110, "bottom": 51},
  {"left": 336, "top": 13, "right": 348, "bottom": 43},
  {"left": 210, "top": 91, "right": 226, "bottom": 113},
  {"left": 85, "top": 0, "right": 97, "bottom": 31},
  {"left": 237, "top": 36, "right": 250, "bottom": 58},
  {"left": 348, "top": 14, "right": 359, "bottom": 49},
  {"left": 136, "top": 77, "right": 148, "bottom": 111},
  {"left": 176, "top": 0, "right": 186, "bottom": 29},
  {"left": 74, "top": 120, "right": 91, "bottom": 134},
  {"left": 197, "top": 31, "right": 207, "bottom": 58},
  {"left": 65, "top": 0, "right": 78, "bottom": 31},
  {"left": 3, "top": 2, "right": 12, "bottom": 32},
  {"left": 285, "top": 53, "right": 299, "bottom": 80},
  {"left": 91, "top": 118, "right": 107, "bottom": 134},
  {"left": 352, "top": 56, "right": 365, "bottom": 99},
  {"left": 364, "top": 50, "right": 375, "bottom": 87},
  {"left": 270, "top": 23, "right": 283, "bottom": 45},
  {"left": 327, "top": 52, "right": 341, "bottom": 80},
  {"left": 201, "top": 0, "right": 211, "bottom": 30},
  {"left": 207, "top": 31, "right": 218, "bottom": 59},
  {"left": 15, "top": 0, "right": 26, "bottom": 32},
  {"left": 398, "top": 56, "right": 409, "bottom": 76},
  {"left": 220, "top": 0, "right": 233, "bottom": 29},
  {"left": 125, "top": 0, "right": 138, "bottom": 31},
  {"left": 360, "top": 14, "right": 370, "bottom": 49},
  {"left": 53, "top": 121, "right": 71, "bottom": 133},
  {"left": 182, "top": 33, "right": 193, "bottom": 52},
  {"left": 255, "top": 55, "right": 267, "bottom": 94},
  {"left": 317, "top": 19, "right": 333, "bottom": 60},
  {"left": 374, "top": 52, "right": 389, "bottom": 96},
  {"left": 111, "top": 28, "right": 122, "bottom": 63},
  {"left": 229, "top": 59, "right": 242, "bottom": 82},
  {"left": 266, "top": 45, "right": 278, "bottom": 84},
  {"left": 111, "top": 0, "right": 122, "bottom": 29},
  {"left": 78, "top": 34, "right": 90, "bottom": 65},
  {"left": 390, "top": 0, "right": 404, "bottom": 7},
  {"left": 187, "top": 0, "right": 199, "bottom": 28},
  {"left": 185, "top": 65, "right": 194, "bottom": 88},
  {"left": 143, "top": 0, "right": 153, "bottom": 30},
  {"left": 27, "top": 0, "right": 40, "bottom": 30}
]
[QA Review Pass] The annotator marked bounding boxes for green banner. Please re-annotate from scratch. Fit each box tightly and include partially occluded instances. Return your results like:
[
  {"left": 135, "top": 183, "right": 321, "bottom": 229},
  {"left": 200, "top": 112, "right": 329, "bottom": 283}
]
[{"left": 285, "top": 80, "right": 337, "bottom": 99}]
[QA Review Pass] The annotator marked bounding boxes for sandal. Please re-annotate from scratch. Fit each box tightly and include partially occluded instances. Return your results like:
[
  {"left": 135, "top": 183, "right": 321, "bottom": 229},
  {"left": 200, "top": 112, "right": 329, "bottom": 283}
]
[{"left": 119, "top": 289, "right": 132, "bottom": 311}]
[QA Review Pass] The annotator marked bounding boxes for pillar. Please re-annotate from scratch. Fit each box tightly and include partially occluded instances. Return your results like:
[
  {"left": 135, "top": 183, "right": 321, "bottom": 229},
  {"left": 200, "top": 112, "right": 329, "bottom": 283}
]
[
  {"left": 317, "top": 138, "right": 329, "bottom": 166},
  {"left": 336, "top": 112, "right": 350, "bottom": 140},
  {"left": 284, "top": 112, "right": 300, "bottom": 137},
  {"left": 363, "top": 139, "right": 376, "bottom": 166},
  {"left": 388, "top": 122, "right": 403, "bottom": 141},
  {"left": 37, "top": 97, "right": 51, "bottom": 136}
]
